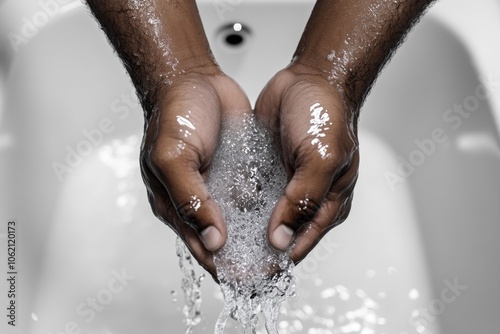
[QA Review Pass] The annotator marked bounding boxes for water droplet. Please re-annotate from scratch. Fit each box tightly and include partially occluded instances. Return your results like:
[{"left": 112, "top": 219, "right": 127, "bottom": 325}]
[
  {"left": 321, "top": 287, "right": 336, "bottom": 299},
  {"left": 307, "top": 103, "right": 333, "bottom": 159},
  {"left": 387, "top": 266, "right": 397, "bottom": 275},
  {"left": 360, "top": 327, "right": 375, "bottom": 334},
  {"left": 363, "top": 298, "right": 378, "bottom": 309},
  {"left": 340, "top": 321, "right": 361, "bottom": 333},
  {"left": 314, "top": 277, "right": 323, "bottom": 286},
  {"left": 408, "top": 288, "right": 420, "bottom": 300},
  {"left": 365, "top": 269, "right": 376, "bottom": 279},
  {"left": 325, "top": 305, "right": 336, "bottom": 315},
  {"left": 302, "top": 304, "right": 314, "bottom": 315},
  {"left": 356, "top": 289, "right": 367, "bottom": 299},
  {"left": 176, "top": 115, "right": 196, "bottom": 130},
  {"left": 175, "top": 238, "right": 205, "bottom": 332},
  {"left": 363, "top": 312, "right": 377, "bottom": 324}
]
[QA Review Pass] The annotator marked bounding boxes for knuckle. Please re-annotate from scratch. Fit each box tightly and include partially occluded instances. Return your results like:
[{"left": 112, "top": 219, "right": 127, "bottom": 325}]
[
  {"left": 327, "top": 153, "right": 359, "bottom": 193},
  {"left": 147, "top": 139, "right": 200, "bottom": 175},
  {"left": 307, "top": 222, "right": 325, "bottom": 238},
  {"left": 149, "top": 143, "right": 178, "bottom": 170},
  {"left": 148, "top": 194, "right": 170, "bottom": 224},
  {"left": 288, "top": 195, "right": 321, "bottom": 226},
  {"left": 339, "top": 196, "right": 354, "bottom": 220},
  {"left": 336, "top": 168, "right": 359, "bottom": 195},
  {"left": 335, "top": 193, "right": 355, "bottom": 226},
  {"left": 149, "top": 203, "right": 164, "bottom": 223},
  {"left": 310, "top": 147, "right": 350, "bottom": 176},
  {"left": 144, "top": 187, "right": 179, "bottom": 229},
  {"left": 322, "top": 152, "right": 346, "bottom": 173},
  {"left": 320, "top": 192, "right": 354, "bottom": 232},
  {"left": 175, "top": 199, "right": 201, "bottom": 230}
]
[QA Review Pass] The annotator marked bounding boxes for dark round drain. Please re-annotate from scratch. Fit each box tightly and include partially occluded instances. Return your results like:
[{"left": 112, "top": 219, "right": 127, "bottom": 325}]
[{"left": 225, "top": 34, "right": 244, "bottom": 46}]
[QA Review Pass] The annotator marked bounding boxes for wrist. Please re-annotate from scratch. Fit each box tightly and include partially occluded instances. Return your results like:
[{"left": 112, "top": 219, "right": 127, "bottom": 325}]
[
  {"left": 141, "top": 64, "right": 222, "bottom": 119},
  {"left": 286, "top": 57, "right": 351, "bottom": 102},
  {"left": 290, "top": 51, "right": 368, "bottom": 114},
  {"left": 287, "top": 55, "right": 334, "bottom": 83}
]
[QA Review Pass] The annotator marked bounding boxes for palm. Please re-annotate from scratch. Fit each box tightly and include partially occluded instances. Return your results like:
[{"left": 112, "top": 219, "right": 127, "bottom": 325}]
[
  {"left": 255, "top": 68, "right": 360, "bottom": 263},
  {"left": 140, "top": 73, "right": 251, "bottom": 277}
]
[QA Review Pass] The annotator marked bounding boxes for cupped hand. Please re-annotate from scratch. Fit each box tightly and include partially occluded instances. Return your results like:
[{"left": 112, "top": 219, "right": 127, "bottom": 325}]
[
  {"left": 255, "top": 63, "right": 360, "bottom": 264},
  {"left": 140, "top": 71, "right": 251, "bottom": 280}
]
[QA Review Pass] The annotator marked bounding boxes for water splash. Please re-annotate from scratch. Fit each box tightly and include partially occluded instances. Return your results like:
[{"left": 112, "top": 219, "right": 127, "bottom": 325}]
[
  {"left": 176, "top": 237, "right": 205, "bottom": 334},
  {"left": 277, "top": 284, "right": 386, "bottom": 334},
  {"left": 173, "top": 114, "right": 428, "bottom": 334},
  {"left": 206, "top": 113, "right": 296, "bottom": 333}
]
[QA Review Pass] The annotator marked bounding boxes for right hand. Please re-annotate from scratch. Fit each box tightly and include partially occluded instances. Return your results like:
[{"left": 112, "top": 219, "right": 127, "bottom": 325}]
[{"left": 140, "top": 70, "right": 252, "bottom": 280}]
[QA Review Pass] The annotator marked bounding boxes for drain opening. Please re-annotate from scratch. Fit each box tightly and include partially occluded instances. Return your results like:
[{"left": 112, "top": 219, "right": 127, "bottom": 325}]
[{"left": 225, "top": 34, "right": 244, "bottom": 46}]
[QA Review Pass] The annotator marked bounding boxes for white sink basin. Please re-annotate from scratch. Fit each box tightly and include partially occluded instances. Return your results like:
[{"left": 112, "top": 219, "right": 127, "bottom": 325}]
[{"left": 0, "top": 0, "right": 499, "bottom": 333}]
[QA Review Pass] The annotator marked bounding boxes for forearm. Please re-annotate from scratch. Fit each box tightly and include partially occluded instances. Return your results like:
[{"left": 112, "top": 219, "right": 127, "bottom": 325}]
[
  {"left": 293, "top": 0, "right": 435, "bottom": 111},
  {"left": 86, "top": 0, "right": 219, "bottom": 115}
]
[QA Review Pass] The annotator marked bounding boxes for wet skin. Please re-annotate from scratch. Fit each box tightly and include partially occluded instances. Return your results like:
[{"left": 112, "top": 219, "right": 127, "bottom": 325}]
[{"left": 86, "top": 0, "right": 435, "bottom": 280}]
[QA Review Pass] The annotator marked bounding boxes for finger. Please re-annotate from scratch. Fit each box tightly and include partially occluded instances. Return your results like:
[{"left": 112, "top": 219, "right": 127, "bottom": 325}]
[
  {"left": 290, "top": 155, "right": 359, "bottom": 264},
  {"left": 178, "top": 223, "right": 219, "bottom": 282},
  {"left": 267, "top": 154, "right": 342, "bottom": 251},
  {"left": 268, "top": 146, "right": 359, "bottom": 250},
  {"left": 254, "top": 71, "right": 291, "bottom": 129},
  {"left": 147, "top": 146, "right": 227, "bottom": 253},
  {"left": 290, "top": 188, "right": 355, "bottom": 265},
  {"left": 141, "top": 160, "right": 219, "bottom": 279},
  {"left": 208, "top": 75, "right": 253, "bottom": 117}
]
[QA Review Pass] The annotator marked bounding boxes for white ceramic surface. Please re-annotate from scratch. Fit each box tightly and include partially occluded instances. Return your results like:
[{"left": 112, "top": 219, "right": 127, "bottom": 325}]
[{"left": 0, "top": 0, "right": 499, "bottom": 333}]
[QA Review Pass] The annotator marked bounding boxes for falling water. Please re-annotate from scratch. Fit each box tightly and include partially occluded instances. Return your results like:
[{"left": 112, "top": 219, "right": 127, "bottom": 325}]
[
  {"left": 206, "top": 113, "right": 296, "bottom": 334},
  {"left": 176, "top": 237, "right": 205, "bottom": 334}
]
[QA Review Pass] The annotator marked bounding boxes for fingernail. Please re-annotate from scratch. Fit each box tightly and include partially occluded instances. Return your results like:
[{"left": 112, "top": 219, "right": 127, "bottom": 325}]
[
  {"left": 272, "top": 225, "right": 294, "bottom": 250},
  {"left": 200, "top": 226, "right": 223, "bottom": 251}
]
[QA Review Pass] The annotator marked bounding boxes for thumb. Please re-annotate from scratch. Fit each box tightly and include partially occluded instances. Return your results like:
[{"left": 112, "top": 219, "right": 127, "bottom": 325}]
[
  {"left": 254, "top": 71, "right": 290, "bottom": 129},
  {"left": 150, "top": 152, "right": 227, "bottom": 252},
  {"left": 268, "top": 158, "right": 337, "bottom": 251}
]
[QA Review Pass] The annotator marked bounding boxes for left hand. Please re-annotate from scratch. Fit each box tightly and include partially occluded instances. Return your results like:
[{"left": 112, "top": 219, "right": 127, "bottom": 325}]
[{"left": 255, "top": 63, "right": 360, "bottom": 264}]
